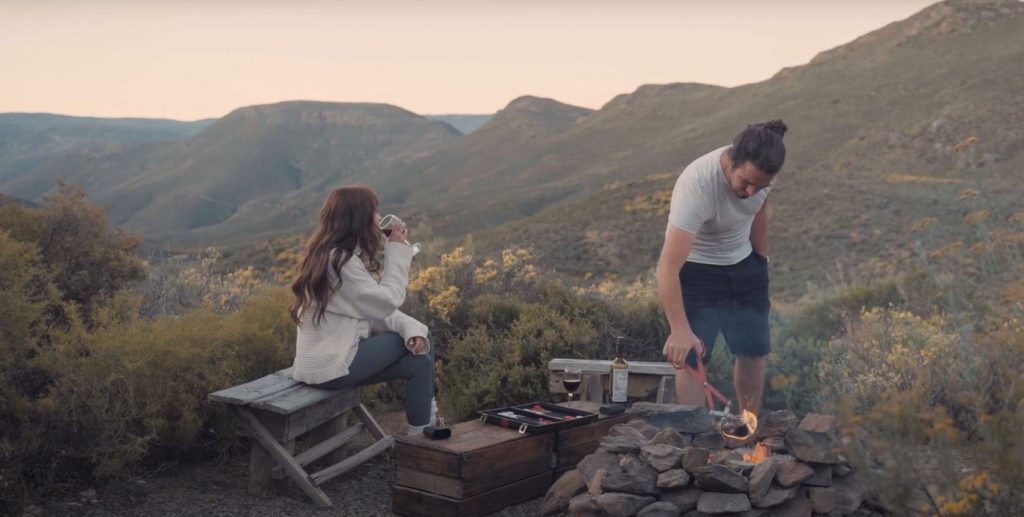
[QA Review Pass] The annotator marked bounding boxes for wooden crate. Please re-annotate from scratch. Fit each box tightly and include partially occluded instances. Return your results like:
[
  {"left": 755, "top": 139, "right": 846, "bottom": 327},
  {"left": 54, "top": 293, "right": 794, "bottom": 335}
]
[
  {"left": 393, "top": 419, "right": 556, "bottom": 517},
  {"left": 393, "top": 403, "right": 634, "bottom": 517}
]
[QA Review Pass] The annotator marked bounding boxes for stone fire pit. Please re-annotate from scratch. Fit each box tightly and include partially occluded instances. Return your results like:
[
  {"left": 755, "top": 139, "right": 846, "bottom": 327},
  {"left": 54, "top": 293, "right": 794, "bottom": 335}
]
[{"left": 541, "top": 403, "right": 879, "bottom": 517}]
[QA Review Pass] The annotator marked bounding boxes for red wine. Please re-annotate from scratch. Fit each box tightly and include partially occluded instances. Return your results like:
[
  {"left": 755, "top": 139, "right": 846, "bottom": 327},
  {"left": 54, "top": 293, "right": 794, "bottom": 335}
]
[
  {"left": 382, "top": 229, "right": 393, "bottom": 237},
  {"left": 562, "top": 379, "right": 581, "bottom": 393}
]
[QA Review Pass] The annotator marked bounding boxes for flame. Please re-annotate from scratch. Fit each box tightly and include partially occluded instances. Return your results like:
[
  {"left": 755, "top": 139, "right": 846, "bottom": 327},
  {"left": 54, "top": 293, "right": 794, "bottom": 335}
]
[
  {"left": 721, "top": 410, "right": 758, "bottom": 441},
  {"left": 742, "top": 442, "right": 771, "bottom": 464}
]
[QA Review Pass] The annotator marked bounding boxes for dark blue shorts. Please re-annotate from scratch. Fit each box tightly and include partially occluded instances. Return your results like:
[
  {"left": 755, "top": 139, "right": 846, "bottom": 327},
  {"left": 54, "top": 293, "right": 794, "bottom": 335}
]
[{"left": 681, "top": 251, "right": 771, "bottom": 368}]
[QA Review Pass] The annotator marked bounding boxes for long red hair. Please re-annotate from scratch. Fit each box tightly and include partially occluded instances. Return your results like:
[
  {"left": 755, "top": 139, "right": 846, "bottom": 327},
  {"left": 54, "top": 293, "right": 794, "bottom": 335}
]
[{"left": 290, "top": 186, "right": 382, "bottom": 326}]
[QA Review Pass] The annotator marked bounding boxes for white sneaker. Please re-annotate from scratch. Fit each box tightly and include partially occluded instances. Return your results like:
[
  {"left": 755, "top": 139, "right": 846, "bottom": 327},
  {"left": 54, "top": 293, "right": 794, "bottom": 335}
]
[{"left": 407, "top": 397, "right": 441, "bottom": 436}]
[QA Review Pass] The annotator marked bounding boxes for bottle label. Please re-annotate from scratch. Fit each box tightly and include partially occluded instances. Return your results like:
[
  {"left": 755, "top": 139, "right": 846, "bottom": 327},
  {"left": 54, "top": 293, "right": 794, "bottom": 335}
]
[{"left": 611, "top": 368, "right": 629, "bottom": 403}]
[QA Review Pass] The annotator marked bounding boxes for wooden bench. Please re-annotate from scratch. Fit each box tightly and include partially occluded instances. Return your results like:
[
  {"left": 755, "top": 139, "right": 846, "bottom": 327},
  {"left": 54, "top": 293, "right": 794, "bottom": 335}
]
[
  {"left": 548, "top": 358, "right": 678, "bottom": 404},
  {"left": 208, "top": 367, "right": 393, "bottom": 507}
]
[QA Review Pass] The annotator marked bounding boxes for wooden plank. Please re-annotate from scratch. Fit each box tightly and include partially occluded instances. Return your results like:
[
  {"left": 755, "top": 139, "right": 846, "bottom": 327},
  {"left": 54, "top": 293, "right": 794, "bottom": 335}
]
[
  {"left": 549, "top": 358, "right": 676, "bottom": 376},
  {"left": 395, "top": 454, "right": 552, "bottom": 499},
  {"left": 393, "top": 471, "right": 554, "bottom": 517},
  {"left": 252, "top": 384, "right": 358, "bottom": 415},
  {"left": 395, "top": 419, "right": 554, "bottom": 479},
  {"left": 556, "top": 415, "right": 631, "bottom": 450},
  {"left": 284, "top": 389, "right": 361, "bottom": 441},
  {"left": 232, "top": 407, "right": 333, "bottom": 507},
  {"left": 557, "top": 440, "right": 601, "bottom": 469},
  {"left": 271, "top": 423, "right": 364, "bottom": 479},
  {"left": 657, "top": 375, "right": 677, "bottom": 404},
  {"left": 354, "top": 403, "right": 387, "bottom": 441},
  {"left": 208, "top": 372, "right": 298, "bottom": 405},
  {"left": 310, "top": 436, "right": 394, "bottom": 485},
  {"left": 460, "top": 430, "right": 553, "bottom": 478}
]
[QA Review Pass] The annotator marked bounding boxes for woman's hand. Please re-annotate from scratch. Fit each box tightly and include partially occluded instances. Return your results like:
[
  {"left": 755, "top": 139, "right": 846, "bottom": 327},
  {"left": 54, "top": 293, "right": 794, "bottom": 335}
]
[
  {"left": 407, "top": 336, "right": 429, "bottom": 355},
  {"left": 664, "top": 330, "right": 703, "bottom": 370},
  {"left": 388, "top": 220, "right": 408, "bottom": 243}
]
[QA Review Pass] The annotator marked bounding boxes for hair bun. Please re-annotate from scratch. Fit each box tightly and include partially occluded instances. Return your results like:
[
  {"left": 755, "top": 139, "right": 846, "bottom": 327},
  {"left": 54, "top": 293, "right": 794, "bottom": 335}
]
[{"left": 760, "top": 119, "right": 788, "bottom": 138}]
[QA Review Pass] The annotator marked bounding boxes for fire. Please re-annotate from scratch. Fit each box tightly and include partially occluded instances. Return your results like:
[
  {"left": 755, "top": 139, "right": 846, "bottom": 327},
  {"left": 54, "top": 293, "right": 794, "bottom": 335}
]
[
  {"left": 721, "top": 409, "right": 758, "bottom": 441},
  {"left": 742, "top": 441, "right": 771, "bottom": 463}
]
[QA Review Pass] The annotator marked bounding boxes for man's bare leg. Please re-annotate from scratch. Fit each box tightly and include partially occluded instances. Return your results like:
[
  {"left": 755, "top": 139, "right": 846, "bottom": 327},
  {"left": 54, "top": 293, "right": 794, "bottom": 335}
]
[
  {"left": 734, "top": 355, "right": 768, "bottom": 414},
  {"left": 674, "top": 366, "right": 705, "bottom": 406}
]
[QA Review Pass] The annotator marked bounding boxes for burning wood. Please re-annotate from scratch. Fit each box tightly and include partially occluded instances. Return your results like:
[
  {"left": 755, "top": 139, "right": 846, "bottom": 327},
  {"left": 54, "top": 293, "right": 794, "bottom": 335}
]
[
  {"left": 719, "top": 409, "right": 758, "bottom": 441},
  {"left": 742, "top": 441, "right": 771, "bottom": 463}
]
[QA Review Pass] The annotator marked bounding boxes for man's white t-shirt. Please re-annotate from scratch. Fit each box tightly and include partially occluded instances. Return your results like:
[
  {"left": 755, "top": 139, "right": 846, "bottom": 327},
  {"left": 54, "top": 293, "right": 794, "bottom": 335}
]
[{"left": 667, "top": 145, "right": 771, "bottom": 266}]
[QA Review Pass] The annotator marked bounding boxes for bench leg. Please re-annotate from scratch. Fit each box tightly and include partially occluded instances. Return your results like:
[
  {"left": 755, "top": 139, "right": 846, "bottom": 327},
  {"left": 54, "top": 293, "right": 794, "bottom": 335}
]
[
  {"left": 308, "top": 413, "right": 349, "bottom": 466},
  {"left": 232, "top": 407, "right": 334, "bottom": 507},
  {"left": 250, "top": 436, "right": 295, "bottom": 495}
]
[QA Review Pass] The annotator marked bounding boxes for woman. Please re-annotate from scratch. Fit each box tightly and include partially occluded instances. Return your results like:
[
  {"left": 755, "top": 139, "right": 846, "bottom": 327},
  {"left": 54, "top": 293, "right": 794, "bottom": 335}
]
[{"left": 289, "top": 186, "right": 436, "bottom": 435}]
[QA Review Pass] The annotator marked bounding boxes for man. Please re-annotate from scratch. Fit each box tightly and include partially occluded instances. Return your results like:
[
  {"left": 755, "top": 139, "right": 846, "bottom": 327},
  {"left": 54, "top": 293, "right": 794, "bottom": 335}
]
[{"left": 657, "top": 120, "right": 787, "bottom": 415}]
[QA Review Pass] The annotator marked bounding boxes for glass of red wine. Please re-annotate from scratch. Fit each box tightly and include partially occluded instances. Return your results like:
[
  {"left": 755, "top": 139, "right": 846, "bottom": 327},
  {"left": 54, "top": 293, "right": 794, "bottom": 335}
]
[
  {"left": 379, "top": 214, "right": 421, "bottom": 255},
  {"left": 562, "top": 368, "right": 582, "bottom": 408}
]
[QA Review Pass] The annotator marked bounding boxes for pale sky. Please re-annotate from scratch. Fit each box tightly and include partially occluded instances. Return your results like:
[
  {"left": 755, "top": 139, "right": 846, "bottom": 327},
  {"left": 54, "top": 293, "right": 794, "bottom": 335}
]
[{"left": 0, "top": 0, "right": 936, "bottom": 121}]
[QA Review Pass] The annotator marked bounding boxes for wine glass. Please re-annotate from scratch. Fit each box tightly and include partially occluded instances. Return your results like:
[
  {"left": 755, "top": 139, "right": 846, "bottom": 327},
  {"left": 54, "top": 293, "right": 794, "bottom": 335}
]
[
  {"left": 562, "top": 368, "right": 582, "bottom": 408},
  {"left": 379, "top": 214, "right": 421, "bottom": 255}
]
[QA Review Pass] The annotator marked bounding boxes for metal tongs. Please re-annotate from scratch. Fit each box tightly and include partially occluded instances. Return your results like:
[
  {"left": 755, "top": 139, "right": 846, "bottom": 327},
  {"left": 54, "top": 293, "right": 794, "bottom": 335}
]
[{"left": 684, "top": 349, "right": 750, "bottom": 438}]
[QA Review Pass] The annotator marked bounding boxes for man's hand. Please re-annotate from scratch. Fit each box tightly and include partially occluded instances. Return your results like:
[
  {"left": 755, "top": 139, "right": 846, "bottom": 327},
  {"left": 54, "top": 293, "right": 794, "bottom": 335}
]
[
  {"left": 664, "top": 330, "right": 704, "bottom": 369},
  {"left": 407, "top": 336, "right": 429, "bottom": 355}
]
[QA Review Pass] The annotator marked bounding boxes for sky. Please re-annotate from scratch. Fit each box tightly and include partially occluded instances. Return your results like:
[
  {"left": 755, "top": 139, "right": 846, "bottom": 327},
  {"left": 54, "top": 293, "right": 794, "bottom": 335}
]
[{"left": 0, "top": 0, "right": 936, "bottom": 121}]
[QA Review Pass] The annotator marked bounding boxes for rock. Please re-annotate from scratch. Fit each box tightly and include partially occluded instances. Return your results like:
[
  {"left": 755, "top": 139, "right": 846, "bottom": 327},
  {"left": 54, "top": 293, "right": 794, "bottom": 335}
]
[
  {"left": 834, "top": 463, "right": 852, "bottom": 477},
  {"left": 691, "top": 432, "right": 725, "bottom": 450},
  {"left": 594, "top": 492, "right": 657, "bottom": 517},
  {"left": 804, "top": 464, "right": 832, "bottom": 487},
  {"left": 680, "top": 447, "right": 710, "bottom": 473},
  {"left": 771, "top": 488, "right": 813, "bottom": 517},
  {"left": 628, "top": 419, "right": 663, "bottom": 440},
  {"left": 648, "top": 427, "right": 689, "bottom": 448},
  {"left": 590, "top": 470, "right": 610, "bottom": 496},
  {"left": 79, "top": 489, "right": 98, "bottom": 500},
  {"left": 775, "top": 458, "right": 814, "bottom": 488},
  {"left": 724, "top": 459, "right": 755, "bottom": 476},
  {"left": 569, "top": 493, "right": 601, "bottom": 516},
  {"left": 659, "top": 488, "right": 702, "bottom": 512},
  {"left": 833, "top": 472, "right": 867, "bottom": 514},
  {"left": 808, "top": 487, "right": 837, "bottom": 513},
  {"left": 612, "top": 423, "right": 654, "bottom": 442},
  {"left": 542, "top": 469, "right": 587, "bottom": 515},
  {"left": 579, "top": 449, "right": 624, "bottom": 494},
  {"left": 601, "top": 455, "right": 659, "bottom": 495},
  {"left": 630, "top": 403, "right": 716, "bottom": 434},
  {"left": 709, "top": 449, "right": 742, "bottom": 465},
  {"left": 753, "top": 485, "right": 799, "bottom": 508},
  {"left": 784, "top": 429, "right": 841, "bottom": 464},
  {"left": 797, "top": 414, "right": 839, "bottom": 437},
  {"left": 697, "top": 492, "right": 751, "bottom": 513},
  {"left": 603, "top": 434, "right": 646, "bottom": 454},
  {"left": 747, "top": 459, "right": 779, "bottom": 506},
  {"left": 762, "top": 436, "right": 786, "bottom": 453},
  {"left": 693, "top": 464, "right": 749, "bottom": 493},
  {"left": 757, "top": 410, "right": 798, "bottom": 438},
  {"left": 642, "top": 444, "right": 684, "bottom": 472},
  {"left": 656, "top": 469, "right": 691, "bottom": 490},
  {"left": 603, "top": 473, "right": 659, "bottom": 496},
  {"left": 638, "top": 501, "right": 682, "bottom": 517}
]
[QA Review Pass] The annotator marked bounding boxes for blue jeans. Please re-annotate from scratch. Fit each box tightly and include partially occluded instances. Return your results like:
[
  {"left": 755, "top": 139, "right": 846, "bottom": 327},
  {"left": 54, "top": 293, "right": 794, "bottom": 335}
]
[{"left": 313, "top": 332, "right": 435, "bottom": 426}]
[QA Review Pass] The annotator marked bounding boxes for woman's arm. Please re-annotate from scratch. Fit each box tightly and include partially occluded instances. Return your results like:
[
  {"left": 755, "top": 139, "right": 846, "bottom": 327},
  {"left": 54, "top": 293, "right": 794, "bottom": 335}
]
[
  {"left": 329, "top": 242, "right": 415, "bottom": 320},
  {"left": 371, "top": 310, "right": 430, "bottom": 354}
]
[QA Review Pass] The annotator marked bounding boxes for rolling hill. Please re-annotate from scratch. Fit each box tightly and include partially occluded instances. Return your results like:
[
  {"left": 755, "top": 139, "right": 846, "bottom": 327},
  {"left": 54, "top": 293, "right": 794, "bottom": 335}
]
[
  {"left": 0, "top": 113, "right": 211, "bottom": 197},
  {"left": 1, "top": 0, "right": 1021, "bottom": 299},
  {"left": 468, "top": 0, "right": 1024, "bottom": 297}
]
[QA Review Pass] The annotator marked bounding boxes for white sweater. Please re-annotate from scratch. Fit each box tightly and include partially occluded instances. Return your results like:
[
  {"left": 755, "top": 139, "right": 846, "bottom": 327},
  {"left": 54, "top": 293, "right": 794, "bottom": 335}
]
[{"left": 292, "top": 242, "right": 429, "bottom": 384}]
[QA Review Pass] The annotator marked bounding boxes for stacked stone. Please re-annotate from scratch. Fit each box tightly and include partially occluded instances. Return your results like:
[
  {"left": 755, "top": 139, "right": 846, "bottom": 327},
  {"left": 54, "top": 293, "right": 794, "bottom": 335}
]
[{"left": 541, "top": 403, "right": 876, "bottom": 517}]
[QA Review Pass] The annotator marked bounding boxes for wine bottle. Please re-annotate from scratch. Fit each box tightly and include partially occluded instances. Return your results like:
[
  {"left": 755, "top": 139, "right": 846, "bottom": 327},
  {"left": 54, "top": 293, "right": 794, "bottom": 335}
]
[{"left": 609, "top": 336, "right": 629, "bottom": 404}]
